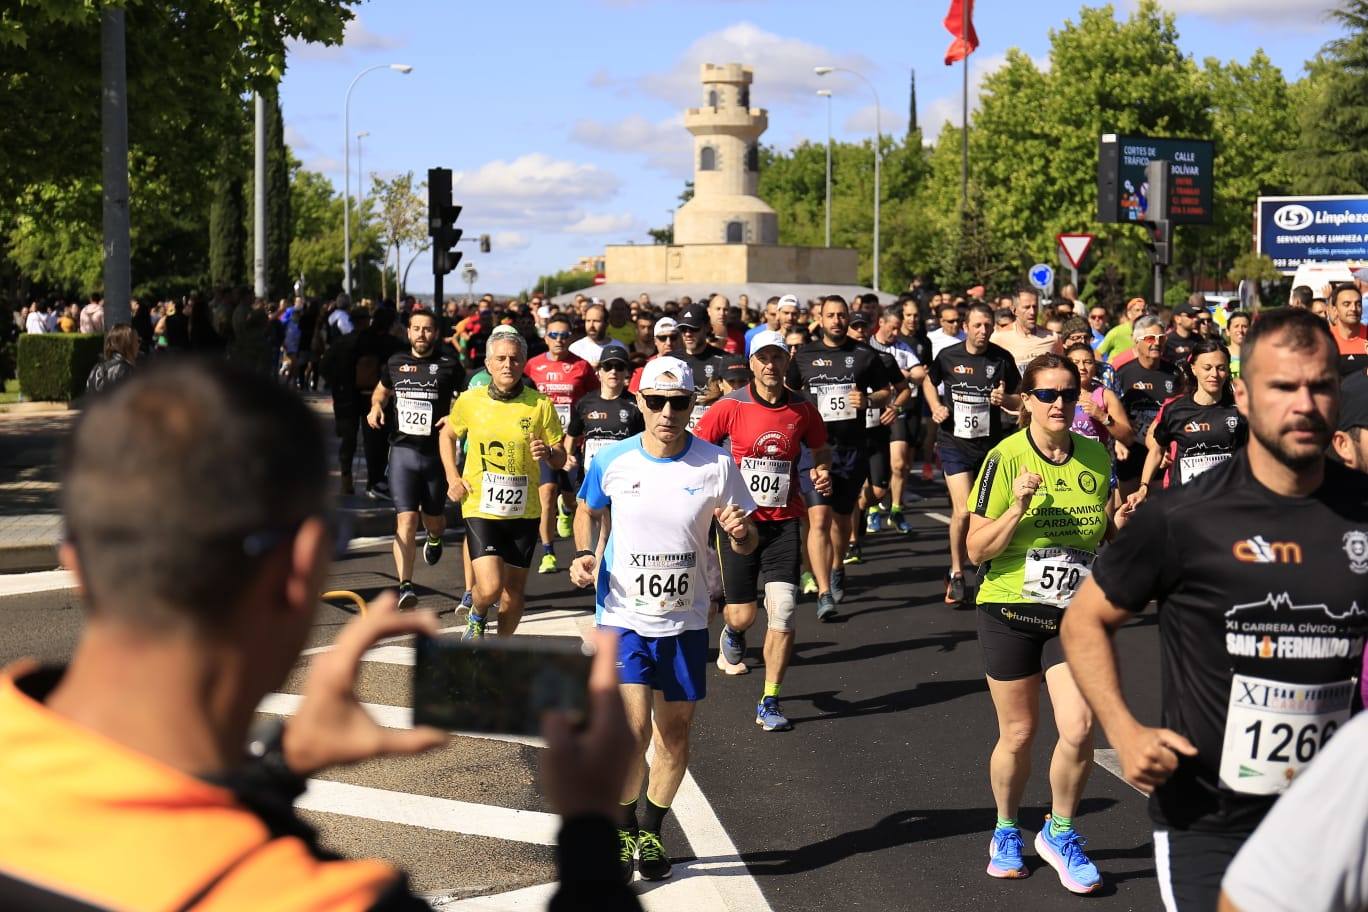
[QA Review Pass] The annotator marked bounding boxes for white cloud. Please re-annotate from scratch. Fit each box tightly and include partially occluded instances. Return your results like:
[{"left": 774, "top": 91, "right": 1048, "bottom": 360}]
[
  {"left": 921, "top": 52, "right": 1049, "bottom": 143},
  {"left": 565, "top": 213, "right": 641, "bottom": 235},
  {"left": 1151, "top": 0, "right": 1334, "bottom": 25},
  {"left": 453, "top": 153, "right": 620, "bottom": 229},
  {"left": 288, "top": 16, "right": 403, "bottom": 63},
  {"left": 634, "top": 22, "right": 876, "bottom": 109},
  {"left": 569, "top": 114, "right": 691, "bottom": 176},
  {"left": 491, "top": 231, "right": 531, "bottom": 251},
  {"left": 842, "top": 104, "right": 908, "bottom": 137}
]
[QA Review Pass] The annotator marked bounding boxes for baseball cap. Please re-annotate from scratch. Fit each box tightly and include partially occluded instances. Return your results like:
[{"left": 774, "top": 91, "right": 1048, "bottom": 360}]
[
  {"left": 598, "top": 341, "right": 630, "bottom": 366},
  {"left": 747, "top": 329, "right": 788, "bottom": 358},
  {"left": 676, "top": 304, "right": 708, "bottom": 330},
  {"left": 638, "top": 356, "right": 694, "bottom": 393},
  {"left": 722, "top": 358, "right": 750, "bottom": 383},
  {"left": 1340, "top": 372, "right": 1368, "bottom": 431},
  {"left": 490, "top": 324, "right": 520, "bottom": 338},
  {"left": 653, "top": 316, "right": 679, "bottom": 337},
  {"left": 1173, "top": 302, "right": 1203, "bottom": 318},
  {"left": 777, "top": 294, "right": 801, "bottom": 311},
  {"left": 849, "top": 310, "right": 870, "bottom": 326}
]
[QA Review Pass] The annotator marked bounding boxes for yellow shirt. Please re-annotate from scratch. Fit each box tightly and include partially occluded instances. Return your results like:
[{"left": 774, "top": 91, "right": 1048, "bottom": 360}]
[
  {"left": 605, "top": 322, "right": 637, "bottom": 346},
  {"left": 448, "top": 382, "right": 564, "bottom": 520}
]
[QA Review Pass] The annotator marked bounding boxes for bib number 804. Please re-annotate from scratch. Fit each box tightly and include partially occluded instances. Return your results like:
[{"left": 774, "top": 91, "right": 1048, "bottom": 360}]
[
  {"left": 749, "top": 474, "right": 782, "bottom": 495},
  {"left": 634, "top": 572, "right": 689, "bottom": 598}
]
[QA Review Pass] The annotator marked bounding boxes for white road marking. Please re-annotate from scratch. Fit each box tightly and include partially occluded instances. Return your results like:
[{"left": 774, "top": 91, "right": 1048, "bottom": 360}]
[
  {"left": 0, "top": 569, "right": 75, "bottom": 598},
  {"left": 925, "top": 512, "right": 951, "bottom": 525},
  {"left": 1093, "top": 749, "right": 1146, "bottom": 795},
  {"left": 297, "top": 778, "right": 560, "bottom": 846}
]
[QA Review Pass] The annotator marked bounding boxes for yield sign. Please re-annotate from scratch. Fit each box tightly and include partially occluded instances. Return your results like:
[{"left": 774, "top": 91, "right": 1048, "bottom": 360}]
[{"left": 1056, "top": 234, "right": 1094, "bottom": 269}]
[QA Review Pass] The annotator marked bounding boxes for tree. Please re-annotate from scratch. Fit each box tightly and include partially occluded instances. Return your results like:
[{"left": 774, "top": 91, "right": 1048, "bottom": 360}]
[
  {"left": 265, "top": 86, "right": 292, "bottom": 298},
  {"left": 209, "top": 123, "right": 247, "bottom": 290},
  {"left": 289, "top": 159, "right": 382, "bottom": 299},
  {"left": 369, "top": 172, "right": 426, "bottom": 302},
  {"left": 1287, "top": 1, "right": 1368, "bottom": 193}
]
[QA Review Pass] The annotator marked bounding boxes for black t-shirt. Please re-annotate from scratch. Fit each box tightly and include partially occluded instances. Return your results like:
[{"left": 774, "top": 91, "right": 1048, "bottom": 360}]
[
  {"left": 786, "top": 337, "right": 898, "bottom": 449},
  {"left": 1092, "top": 453, "right": 1368, "bottom": 834},
  {"left": 680, "top": 345, "right": 737, "bottom": 393},
  {"left": 1152, "top": 395, "right": 1247, "bottom": 487},
  {"left": 379, "top": 351, "right": 465, "bottom": 452},
  {"left": 1113, "top": 358, "right": 1178, "bottom": 468},
  {"left": 567, "top": 391, "right": 644, "bottom": 457},
  {"left": 926, "top": 341, "right": 1022, "bottom": 460},
  {"left": 1163, "top": 331, "right": 1197, "bottom": 364}
]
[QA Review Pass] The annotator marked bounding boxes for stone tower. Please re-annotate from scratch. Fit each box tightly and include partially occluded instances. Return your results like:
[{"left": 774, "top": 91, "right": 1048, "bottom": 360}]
[{"left": 673, "top": 63, "right": 779, "bottom": 246}]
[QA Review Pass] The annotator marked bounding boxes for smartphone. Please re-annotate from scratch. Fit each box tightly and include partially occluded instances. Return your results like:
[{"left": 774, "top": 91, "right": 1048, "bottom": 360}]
[{"left": 412, "top": 634, "right": 594, "bottom": 736}]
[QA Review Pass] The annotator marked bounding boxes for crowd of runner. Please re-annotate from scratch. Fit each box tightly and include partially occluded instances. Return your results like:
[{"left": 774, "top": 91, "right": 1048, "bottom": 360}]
[{"left": 7, "top": 276, "right": 1368, "bottom": 912}]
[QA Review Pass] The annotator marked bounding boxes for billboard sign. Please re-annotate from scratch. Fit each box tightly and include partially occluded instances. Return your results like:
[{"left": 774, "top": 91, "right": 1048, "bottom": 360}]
[
  {"left": 1098, "top": 134, "right": 1214, "bottom": 225},
  {"left": 1256, "top": 195, "right": 1368, "bottom": 274}
]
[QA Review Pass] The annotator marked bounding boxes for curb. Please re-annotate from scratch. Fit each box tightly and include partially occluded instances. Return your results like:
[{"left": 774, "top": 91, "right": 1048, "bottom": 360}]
[
  {"left": 0, "top": 542, "right": 62, "bottom": 574},
  {"left": 0, "top": 401, "right": 75, "bottom": 417}
]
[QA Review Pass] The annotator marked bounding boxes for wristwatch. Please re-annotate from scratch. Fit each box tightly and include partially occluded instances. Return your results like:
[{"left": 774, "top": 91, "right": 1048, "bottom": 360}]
[
  {"left": 1104, "top": 413, "right": 1115, "bottom": 427},
  {"left": 574, "top": 549, "right": 595, "bottom": 560}
]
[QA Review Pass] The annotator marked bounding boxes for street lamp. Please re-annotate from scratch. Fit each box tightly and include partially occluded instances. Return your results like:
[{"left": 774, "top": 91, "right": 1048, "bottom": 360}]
[
  {"left": 816, "top": 89, "right": 833, "bottom": 249},
  {"left": 815, "top": 65, "right": 880, "bottom": 291},
  {"left": 344, "top": 63, "right": 412, "bottom": 298}
]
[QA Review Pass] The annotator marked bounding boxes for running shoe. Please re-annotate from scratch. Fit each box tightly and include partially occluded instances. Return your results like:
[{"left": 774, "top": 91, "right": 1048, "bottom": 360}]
[
  {"left": 539, "top": 552, "right": 558, "bottom": 574},
  {"left": 397, "top": 583, "right": 418, "bottom": 611},
  {"left": 636, "top": 830, "right": 672, "bottom": 881},
  {"left": 800, "top": 571, "right": 818, "bottom": 595},
  {"left": 866, "top": 508, "right": 885, "bottom": 534},
  {"left": 986, "top": 825, "right": 1028, "bottom": 879},
  {"left": 755, "top": 696, "right": 793, "bottom": 732},
  {"left": 843, "top": 545, "right": 863, "bottom": 565},
  {"left": 617, "top": 828, "right": 638, "bottom": 884},
  {"left": 460, "top": 590, "right": 473, "bottom": 612},
  {"left": 944, "top": 572, "right": 965, "bottom": 607},
  {"left": 462, "top": 612, "right": 487, "bottom": 641},
  {"left": 423, "top": 535, "right": 443, "bottom": 566},
  {"left": 1034, "top": 818, "right": 1101, "bottom": 894},
  {"left": 719, "top": 625, "right": 746, "bottom": 667},
  {"left": 816, "top": 592, "right": 838, "bottom": 622},
  {"left": 921, "top": 461, "right": 935, "bottom": 481},
  {"left": 830, "top": 568, "right": 846, "bottom": 604},
  {"left": 365, "top": 486, "right": 391, "bottom": 501},
  {"left": 556, "top": 507, "right": 573, "bottom": 540},
  {"left": 891, "top": 509, "right": 913, "bottom": 534}
]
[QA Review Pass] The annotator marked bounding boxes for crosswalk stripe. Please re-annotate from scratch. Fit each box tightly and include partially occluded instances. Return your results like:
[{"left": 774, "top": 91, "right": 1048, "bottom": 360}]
[
  {"left": 296, "top": 778, "right": 560, "bottom": 846},
  {"left": 1093, "top": 748, "right": 1146, "bottom": 795}
]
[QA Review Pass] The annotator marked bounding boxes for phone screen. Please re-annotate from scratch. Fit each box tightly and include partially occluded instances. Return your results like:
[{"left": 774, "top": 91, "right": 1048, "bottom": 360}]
[{"left": 412, "top": 634, "right": 593, "bottom": 736}]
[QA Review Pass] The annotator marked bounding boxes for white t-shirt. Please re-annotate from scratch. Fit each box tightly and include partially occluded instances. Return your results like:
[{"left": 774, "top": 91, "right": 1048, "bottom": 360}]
[
  {"left": 568, "top": 336, "right": 606, "bottom": 366},
  {"left": 928, "top": 328, "right": 966, "bottom": 360},
  {"left": 25, "top": 311, "right": 47, "bottom": 334},
  {"left": 579, "top": 434, "right": 756, "bottom": 636}
]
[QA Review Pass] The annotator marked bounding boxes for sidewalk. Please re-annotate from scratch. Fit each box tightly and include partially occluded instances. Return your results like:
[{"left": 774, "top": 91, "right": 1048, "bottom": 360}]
[{"left": 0, "top": 393, "right": 459, "bottom": 574}]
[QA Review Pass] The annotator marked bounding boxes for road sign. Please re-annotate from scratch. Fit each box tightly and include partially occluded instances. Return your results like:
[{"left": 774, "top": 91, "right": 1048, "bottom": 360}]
[
  {"left": 1097, "top": 134, "right": 1214, "bottom": 225},
  {"left": 1029, "top": 263, "right": 1054, "bottom": 290},
  {"left": 1256, "top": 194, "right": 1368, "bottom": 274},
  {"left": 1056, "top": 234, "right": 1094, "bottom": 269}
]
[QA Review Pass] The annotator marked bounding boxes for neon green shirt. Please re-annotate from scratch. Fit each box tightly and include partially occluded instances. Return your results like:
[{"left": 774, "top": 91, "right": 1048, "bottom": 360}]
[
  {"left": 1096, "top": 322, "right": 1132, "bottom": 362},
  {"left": 971, "top": 429, "right": 1114, "bottom": 607}
]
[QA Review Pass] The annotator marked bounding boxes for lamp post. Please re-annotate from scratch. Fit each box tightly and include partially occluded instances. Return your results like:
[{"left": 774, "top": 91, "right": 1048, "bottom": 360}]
[
  {"left": 815, "top": 65, "right": 880, "bottom": 291},
  {"left": 344, "top": 63, "right": 411, "bottom": 298},
  {"left": 816, "top": 89, "right": 833, "bottom": 249}
]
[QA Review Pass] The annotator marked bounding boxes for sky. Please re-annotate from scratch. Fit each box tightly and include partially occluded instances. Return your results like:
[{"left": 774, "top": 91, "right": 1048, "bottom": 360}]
[{"left": 279, "top": 0, "right": 1342, "bottom": 296}]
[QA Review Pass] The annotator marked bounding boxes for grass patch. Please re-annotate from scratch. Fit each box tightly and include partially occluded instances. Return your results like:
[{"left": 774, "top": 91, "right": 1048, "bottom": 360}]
[{"left": 0, "top": 379, "right": 19, "bottom": 405}]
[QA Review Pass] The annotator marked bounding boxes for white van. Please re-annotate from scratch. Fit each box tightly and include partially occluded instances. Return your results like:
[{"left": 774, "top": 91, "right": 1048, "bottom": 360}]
[{"left": 1290, "top": 261, "right": 1357, "bottom": 296}]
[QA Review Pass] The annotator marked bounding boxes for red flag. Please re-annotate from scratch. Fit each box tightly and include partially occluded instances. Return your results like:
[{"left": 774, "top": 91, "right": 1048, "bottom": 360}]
[{"left": 943, "top": 0, "right": 978, "bottom": 65}]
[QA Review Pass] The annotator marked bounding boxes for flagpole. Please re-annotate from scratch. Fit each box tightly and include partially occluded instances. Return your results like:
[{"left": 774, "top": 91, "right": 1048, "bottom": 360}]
[{"left": 960, "top": 0, "right": 969, "bottom": 211}]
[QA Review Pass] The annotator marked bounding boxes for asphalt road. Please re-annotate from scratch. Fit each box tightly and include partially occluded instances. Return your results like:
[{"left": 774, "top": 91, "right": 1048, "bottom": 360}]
[{"left": 0, "top": 478, "right": 1165, "bottom": 911}]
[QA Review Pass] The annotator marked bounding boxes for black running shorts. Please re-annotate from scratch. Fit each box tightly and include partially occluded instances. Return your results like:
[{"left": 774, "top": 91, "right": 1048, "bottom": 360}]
[
  {"left": 388, "top": 445, "right": 445, "bottom": 516},
  {"left": 717, "top": 520, "right": 801, "bottom": 605},
  {"left": 803, "top": 444, "right": 868, "bottom": 515},
  {"left": 464, "top": 517, "right": 538, "bottom": 568},
  {"left": 975, "top": 606, "right": 1066, "bottom": 682}
]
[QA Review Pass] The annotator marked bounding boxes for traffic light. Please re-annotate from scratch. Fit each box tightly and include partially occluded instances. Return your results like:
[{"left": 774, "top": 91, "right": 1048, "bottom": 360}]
[
  {"left": 1145, "top": 218, "right": 1172, "bottom": 266},
  {"left": 1141, "top": 158, "right": 1171, "bottom": 266},
  {"left": 428, "top": 167, "right": 462, "bottom": 277},
  {"left": 479, "top": 233, "right": 491, "bottom": 254}
]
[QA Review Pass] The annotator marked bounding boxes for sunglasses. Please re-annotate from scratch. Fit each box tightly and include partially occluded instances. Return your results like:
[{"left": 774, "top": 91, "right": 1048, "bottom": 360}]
[
  {"left": 941, "top": 318, "right": 962, "bottom": 325},
  {"left": 546, "top": 331, "right": 571, "bottom": 340},
  {"left": 1138, "top": 333, "right": 1164, "bottom": 344},
  {"left": 599, "top": 362, "right": 628, "bottom": 372},
  {"left": 641, "top": 394, "right": 694, "bottom": 413},
  {"left": 1028, "top": 388, "right": 1081, "bottom": 404}
]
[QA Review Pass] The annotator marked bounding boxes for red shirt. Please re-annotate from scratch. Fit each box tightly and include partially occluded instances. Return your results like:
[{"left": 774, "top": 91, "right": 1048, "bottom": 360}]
[
  {"left": 628, "top": 355, "right": 658, "bottom": 394},
  {"left": 692, "top": 386, "right": 827, "bottom": 522},
  {"left": 721, "top": 326, "right": 746, "bottom": 355},
  {"left": 525, "top": 353, "right": 595, "bottom": 427}
]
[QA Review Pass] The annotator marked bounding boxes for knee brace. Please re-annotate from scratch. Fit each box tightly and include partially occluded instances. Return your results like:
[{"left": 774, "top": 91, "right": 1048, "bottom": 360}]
[{"left": 764, "top": 581, "right": 797, "bottom": 631}]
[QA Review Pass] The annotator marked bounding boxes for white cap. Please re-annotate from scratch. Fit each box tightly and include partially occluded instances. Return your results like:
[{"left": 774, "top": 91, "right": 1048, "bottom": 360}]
[
  {"left": 653, "top": 316, "right": 679, "bottom": 337},
  {"left": 748, "top": 329, "right": 788, "bottom": 358},
  {"left": 777, "top": 294, "right": 801, "bottom": 311},
  {"left": 638, "top": 356, "right": 694, "bottom": 393}
]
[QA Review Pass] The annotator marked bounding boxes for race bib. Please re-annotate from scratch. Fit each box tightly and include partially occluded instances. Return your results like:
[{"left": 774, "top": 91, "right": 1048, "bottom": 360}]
[
  {"left": 688, "top": 403, "right": 708, "bottom": 431},
  {"left": 627, "top": 552, "right": 696, "bottom": 616},
  {"left": 1179, "top": 452, "right": 1230, "bottom": 484},
  {"left": 583, "top": 437, "right": 611, "bottom": 470},
  {"left": 866, "top": 407, "right": 882, "bottom": 429},
  {"left": 396, "top": 397, "right": 433, "bottom": 436},
  {"left": 953, "top": 397, "right": 990, "bottom": 439},
  {"left": 1219, "top": 674, "right": 1356, "bottom": 795},
  {"left": 742, "top": 457, "right": 792, "bottom": 509},
  {"left": 1132, "top": 407, "right": 1159, "bottom": 440},
  {"left": 479, "top": 472, "right": 529, "bottom": 517},
  {"left": 813, "top": 383, "right": 857, "bottom": 422},
  {"left": 1021, "top": 546, "right": 1094, "bottom": 608},
  {"left": 554, "top": 404, "right": 571, "bottom": 429}
]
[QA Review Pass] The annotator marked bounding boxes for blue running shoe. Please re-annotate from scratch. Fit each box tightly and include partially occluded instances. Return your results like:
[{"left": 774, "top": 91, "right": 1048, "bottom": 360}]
[
  {"left": 866, "top": 508, "right": 884, "bottom": 534},
  {"left": 986, "top": 826, "right": 1028, "bottom": 879},
  {"left": 462, "top": 612, "right": 487, "bottom": 642},
  {"left": 755, "top": 696, "right": 792, "bottom": 731},
  {"left": 1034, "top": 818, "right": 1101, "bottom": 894},
  {"left": 830, "top": 568, "right": 846, "bottom": 604},
  {"left": 460, "top": 590, "right": 473, "bottom": 611},
  {"left": 719, "top": 625, "right": 746, "bottom": 667},
  {"left": 816, "top": 592, "right": 838, "bottom": 622},
  {"left": 890, "top": 509, "right": 913, "bottom": 534}
]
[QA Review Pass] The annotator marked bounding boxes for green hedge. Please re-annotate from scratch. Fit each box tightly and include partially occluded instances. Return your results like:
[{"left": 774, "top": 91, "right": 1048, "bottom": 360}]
[{"left": 17, "top": 333, "right": 104, "bottom": 402}]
